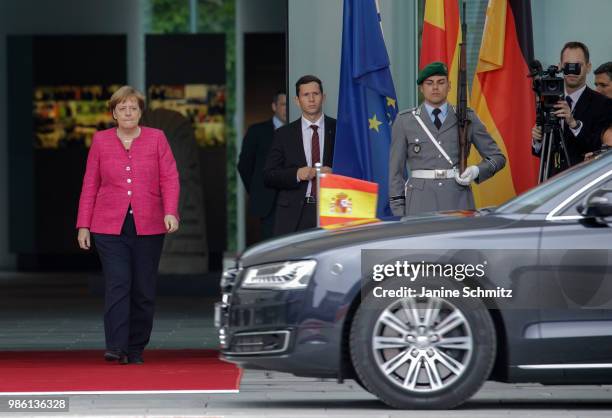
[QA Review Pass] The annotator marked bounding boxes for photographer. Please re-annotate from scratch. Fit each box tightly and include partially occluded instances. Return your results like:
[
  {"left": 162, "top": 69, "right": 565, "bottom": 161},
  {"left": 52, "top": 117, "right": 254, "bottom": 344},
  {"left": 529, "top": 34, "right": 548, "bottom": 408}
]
[{"left": 532, "top": 42, "right": 612, "bottom": 176}]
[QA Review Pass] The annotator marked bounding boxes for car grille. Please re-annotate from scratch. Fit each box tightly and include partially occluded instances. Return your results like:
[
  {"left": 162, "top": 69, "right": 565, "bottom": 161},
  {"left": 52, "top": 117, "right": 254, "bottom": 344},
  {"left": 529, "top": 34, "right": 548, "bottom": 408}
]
[{"left": 227, "top": 330, "right": 291, "bottom": 355}]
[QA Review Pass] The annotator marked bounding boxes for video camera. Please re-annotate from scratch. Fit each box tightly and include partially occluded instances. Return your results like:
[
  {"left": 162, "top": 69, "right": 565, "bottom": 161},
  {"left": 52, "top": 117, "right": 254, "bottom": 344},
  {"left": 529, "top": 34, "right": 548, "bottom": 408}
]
[
  {"left": 528, "top": 60, "right": 581, "bottom": 183},
  {"left": 529, "top": 60, "right": 581, "bottom": 111}
]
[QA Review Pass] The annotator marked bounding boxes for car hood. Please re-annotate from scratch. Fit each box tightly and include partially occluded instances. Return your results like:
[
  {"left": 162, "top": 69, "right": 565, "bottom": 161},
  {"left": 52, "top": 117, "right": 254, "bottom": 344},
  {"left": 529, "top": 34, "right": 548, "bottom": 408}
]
[{"left": 239, "top": 210, "right": 522, "bottom": 267}]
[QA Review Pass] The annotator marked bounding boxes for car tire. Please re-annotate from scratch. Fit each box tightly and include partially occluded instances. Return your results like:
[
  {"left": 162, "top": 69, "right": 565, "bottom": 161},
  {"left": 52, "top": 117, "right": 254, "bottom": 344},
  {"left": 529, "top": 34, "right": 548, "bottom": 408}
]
[
  {"left": 350, "top": 281, "right": 496, "bottom": 409},
  {"left": 352, "top": 374, "right": 371, "bottom": 393}
]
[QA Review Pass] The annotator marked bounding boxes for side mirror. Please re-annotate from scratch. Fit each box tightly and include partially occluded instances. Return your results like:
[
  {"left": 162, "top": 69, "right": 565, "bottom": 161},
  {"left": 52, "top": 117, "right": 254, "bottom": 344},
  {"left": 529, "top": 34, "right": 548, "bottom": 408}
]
[{"left": 577, "top": 189, "right": 612, "bottom": 219}]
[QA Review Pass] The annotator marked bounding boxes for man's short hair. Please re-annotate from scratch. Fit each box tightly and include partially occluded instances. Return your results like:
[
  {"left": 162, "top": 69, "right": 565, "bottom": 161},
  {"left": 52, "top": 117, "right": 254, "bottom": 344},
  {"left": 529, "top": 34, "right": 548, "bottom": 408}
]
[
  {"left": 272, "top": 90, "right": 286, "bottom": 104},
  {"left": 594, "top": 62, "right": 612, "bottom": 79},
  {"left": 560, "top": 41, "right": 590, "bottom": 62},
  {"left": 295, "top": 75, "right": 323, "bottom": 96}
]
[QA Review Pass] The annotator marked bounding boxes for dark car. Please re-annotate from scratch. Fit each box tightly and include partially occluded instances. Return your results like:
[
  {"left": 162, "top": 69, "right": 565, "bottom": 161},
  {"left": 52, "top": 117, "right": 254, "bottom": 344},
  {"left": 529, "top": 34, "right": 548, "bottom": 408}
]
[{"left": 216, "top": 151, "right": 612, "bottom": 409}]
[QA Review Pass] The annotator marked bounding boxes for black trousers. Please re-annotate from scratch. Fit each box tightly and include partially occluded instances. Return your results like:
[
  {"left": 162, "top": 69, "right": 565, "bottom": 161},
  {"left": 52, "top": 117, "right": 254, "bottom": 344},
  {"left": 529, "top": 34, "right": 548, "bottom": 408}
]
[
  {"left": 260, "top": 210, "right": 276, "bottom": 241},
  {"left": 296, "top": 200, "right": 317, "bottom": 231},
  {"left": 93, "top": 211, "right": 165, "bottom": 354}
]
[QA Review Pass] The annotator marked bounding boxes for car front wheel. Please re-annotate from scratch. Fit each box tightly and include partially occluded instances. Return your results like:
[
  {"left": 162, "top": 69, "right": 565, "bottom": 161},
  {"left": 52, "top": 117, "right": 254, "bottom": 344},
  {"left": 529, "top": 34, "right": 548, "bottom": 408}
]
[{"left": 350, "top": 283, "right": 496, "bottom": 409}]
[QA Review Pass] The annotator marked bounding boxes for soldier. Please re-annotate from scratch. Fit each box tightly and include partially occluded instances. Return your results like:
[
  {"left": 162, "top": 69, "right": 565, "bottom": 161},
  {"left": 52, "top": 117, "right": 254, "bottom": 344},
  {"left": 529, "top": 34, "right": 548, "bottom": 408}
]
[{"left": 389, "top": 62, "right": 506, "bottom": 216}]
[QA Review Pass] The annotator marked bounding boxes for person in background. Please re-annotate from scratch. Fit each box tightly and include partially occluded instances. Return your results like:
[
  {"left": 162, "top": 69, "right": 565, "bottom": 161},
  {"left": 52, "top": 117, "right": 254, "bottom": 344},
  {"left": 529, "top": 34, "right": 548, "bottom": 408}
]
[
  {"left": 585, "top": 123, "right": 612, "bottom": 161},
  {"left": 76, "top": 85, "right": 180, "bottom": 365},
  {"left": 594, "top": 61, "right": 612, "bottom": 99},
  {"left": 238, "top": 91, "right": 287, "bottom": 240},
  {"left": 264, "top": 75, "right": 336, "bottom": 236},
  {"left": 532, "top": 42, "right": 612, "bottom": 175},
  {"left": 602, "top": 123, "right": 612, "bottom": 147}
]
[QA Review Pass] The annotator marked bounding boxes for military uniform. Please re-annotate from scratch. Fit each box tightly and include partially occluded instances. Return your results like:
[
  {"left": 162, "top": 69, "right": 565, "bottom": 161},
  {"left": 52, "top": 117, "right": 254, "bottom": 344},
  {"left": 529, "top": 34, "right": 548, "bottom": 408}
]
[{"left": 389, "top": 104, "right": 506, "bottom": 216}]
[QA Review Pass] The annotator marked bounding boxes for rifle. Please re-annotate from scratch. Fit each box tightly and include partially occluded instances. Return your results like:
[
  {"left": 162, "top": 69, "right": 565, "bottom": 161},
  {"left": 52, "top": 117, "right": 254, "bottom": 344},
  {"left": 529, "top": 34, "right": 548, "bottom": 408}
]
[{"left": 457, "top": 1, "right": 470, "bottom": 173}]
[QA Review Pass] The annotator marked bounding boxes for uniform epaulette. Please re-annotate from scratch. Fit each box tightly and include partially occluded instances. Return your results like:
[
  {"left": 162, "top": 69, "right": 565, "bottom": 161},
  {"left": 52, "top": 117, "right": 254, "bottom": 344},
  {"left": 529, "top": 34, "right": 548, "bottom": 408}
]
[
  {"left": 398, "top": 107, "right": 417, "bottom": 116},
  {"left": 451, "top": 105, "right": 475, "bottom": 114}
]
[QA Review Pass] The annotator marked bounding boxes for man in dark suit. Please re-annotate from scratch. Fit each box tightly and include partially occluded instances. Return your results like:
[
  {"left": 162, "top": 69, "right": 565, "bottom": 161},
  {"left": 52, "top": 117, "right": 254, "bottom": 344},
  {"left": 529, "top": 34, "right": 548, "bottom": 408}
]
[
  {"left": 532, "top": 42, "right": 612, "bottom": 176},
  {"left": 264, "top": 75, "right": 336, "bottom": 236},
  {"left": 237, "top": 91, "right": 286, "bottom": 240}
]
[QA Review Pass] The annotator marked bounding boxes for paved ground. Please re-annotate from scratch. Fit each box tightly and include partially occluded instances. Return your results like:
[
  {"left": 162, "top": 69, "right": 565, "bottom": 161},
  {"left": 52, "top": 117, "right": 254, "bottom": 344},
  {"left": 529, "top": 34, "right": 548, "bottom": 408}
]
[
  {"left": 0, "top": 272, "right": 218, "bottom": 350},
  {"left": 3, "top": 372, "right": 612, "bottom": 417},
  {"left": 1, "top": 273, "right": 612, "bottom": 417}
]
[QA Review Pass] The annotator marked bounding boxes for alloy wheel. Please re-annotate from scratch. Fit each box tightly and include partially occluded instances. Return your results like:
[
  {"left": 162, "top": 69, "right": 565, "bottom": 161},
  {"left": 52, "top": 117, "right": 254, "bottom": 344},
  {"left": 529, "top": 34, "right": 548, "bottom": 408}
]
[{"left": 371, "top": 297, "right": 473, "bottom": 393}]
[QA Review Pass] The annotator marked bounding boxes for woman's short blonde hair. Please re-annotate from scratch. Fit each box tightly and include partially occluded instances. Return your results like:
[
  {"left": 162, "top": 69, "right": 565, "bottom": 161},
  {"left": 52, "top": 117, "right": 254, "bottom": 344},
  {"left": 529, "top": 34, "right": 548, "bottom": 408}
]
[{"left": 109, "top": 85, "right": 146, "bottom": 114}]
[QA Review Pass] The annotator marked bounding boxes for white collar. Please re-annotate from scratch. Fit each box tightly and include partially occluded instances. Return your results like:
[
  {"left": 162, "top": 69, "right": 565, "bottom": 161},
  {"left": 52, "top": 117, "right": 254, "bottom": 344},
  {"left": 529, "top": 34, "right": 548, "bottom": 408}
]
[
  {"left": 272, "top": 116, "right": 285, "bottom": 129},
  {"left": 565, "top": 84, "right": 587, "bottom": 107},
  {"left": 301, "top": 114, "right": 324, "bottom": 130},
  {"left": 424, "top": 102, "right": 448, "bottom": 117}
]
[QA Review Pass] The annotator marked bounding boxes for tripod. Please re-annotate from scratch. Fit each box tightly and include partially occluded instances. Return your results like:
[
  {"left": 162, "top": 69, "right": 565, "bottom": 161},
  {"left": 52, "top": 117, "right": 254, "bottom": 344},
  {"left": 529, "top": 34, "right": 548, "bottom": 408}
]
[{"left": 538, "top": 111, "right": 571, "bottom": 183}]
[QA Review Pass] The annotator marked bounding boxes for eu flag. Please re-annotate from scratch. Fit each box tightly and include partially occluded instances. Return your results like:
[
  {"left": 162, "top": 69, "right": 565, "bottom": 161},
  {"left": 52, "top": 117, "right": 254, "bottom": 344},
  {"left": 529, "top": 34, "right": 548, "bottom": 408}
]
[{"left": 333, "top": 0, "right": 398, "bottom": 218}]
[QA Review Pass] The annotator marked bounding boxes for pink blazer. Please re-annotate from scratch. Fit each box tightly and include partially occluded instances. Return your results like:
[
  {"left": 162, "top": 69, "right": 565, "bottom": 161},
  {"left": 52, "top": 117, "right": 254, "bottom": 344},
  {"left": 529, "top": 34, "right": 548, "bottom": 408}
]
[{"left": 76, "top": 127, "right": 180, "bottom": 235}]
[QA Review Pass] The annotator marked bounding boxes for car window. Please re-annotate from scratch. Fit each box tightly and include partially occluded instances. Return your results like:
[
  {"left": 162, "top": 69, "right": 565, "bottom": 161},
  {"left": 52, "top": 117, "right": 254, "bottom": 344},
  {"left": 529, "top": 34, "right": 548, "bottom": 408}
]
[
  {"left": 496, "top": 153, "right": 612, "bottom": 215},
  {"left": 558, "top": 176, "right": 612, "bottom": 217}
]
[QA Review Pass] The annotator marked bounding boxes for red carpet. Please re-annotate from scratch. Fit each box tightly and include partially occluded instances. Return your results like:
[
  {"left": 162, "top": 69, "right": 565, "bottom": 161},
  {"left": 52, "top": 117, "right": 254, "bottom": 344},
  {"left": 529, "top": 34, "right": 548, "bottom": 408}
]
[{"left": 0, "top": 350, "right": 241, "bottom": 394}]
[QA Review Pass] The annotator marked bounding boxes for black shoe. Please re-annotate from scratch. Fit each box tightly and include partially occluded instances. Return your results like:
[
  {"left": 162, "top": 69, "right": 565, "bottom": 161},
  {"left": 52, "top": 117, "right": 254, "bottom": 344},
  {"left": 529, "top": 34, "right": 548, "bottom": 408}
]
[
  {"left": 104, "top": 350, "right": 122, "bottom": 361},
  {"left": 128, "top": 352, "right": 144, "bottom": 365},
  {"left": 105, "top": 350, "right": 128, "bottom": 364}
]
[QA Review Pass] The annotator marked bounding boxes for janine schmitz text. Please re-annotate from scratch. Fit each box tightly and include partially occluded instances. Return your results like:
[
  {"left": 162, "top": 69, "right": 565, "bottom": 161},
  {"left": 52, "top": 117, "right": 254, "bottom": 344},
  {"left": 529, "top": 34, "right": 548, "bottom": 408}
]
[{"left": 372, "top": 285, "right": 513, "bottom": 299}]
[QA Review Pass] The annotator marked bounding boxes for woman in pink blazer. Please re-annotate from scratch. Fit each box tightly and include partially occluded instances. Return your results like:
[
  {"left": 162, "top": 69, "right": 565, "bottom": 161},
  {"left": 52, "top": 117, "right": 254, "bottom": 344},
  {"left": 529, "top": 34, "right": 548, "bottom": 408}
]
[{"left": 76, "top": 86, "right": 180, "bottom": 365}]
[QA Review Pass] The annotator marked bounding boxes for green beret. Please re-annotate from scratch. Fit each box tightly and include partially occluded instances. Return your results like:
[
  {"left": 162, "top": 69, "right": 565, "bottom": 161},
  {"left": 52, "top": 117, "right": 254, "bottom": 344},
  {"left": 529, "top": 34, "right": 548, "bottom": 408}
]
[{"left": 417, "top": 62, "right": 449, "bottom": 85}]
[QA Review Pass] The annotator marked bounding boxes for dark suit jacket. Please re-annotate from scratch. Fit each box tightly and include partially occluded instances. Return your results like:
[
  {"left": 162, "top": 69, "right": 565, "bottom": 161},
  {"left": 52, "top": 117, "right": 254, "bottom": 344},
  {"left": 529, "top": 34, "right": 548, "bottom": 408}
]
[
  {"left": 263, "top": 116, "right": 336, "bottom": 236},
  {"left": 534, "top": 87, "right": 612, "bottom": 176},
  {"left": 565, "top": 87, "right": 612, "bottom": 164},
  {"left": 237, "top": 119, "right": 277, "bottom": 218}
]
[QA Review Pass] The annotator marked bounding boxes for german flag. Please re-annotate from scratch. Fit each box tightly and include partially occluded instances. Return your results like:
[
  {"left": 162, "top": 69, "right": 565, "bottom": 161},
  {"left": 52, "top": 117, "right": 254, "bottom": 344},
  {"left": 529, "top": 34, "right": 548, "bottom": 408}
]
[
  {"left": 318, "top": 174, "right": 378, "bottom": 227},
  {"left": 420, "top": 0, "right": 461, "bottom": 105},
  {"left": 470, "top": 0, "right": 538, "bottom": 207}
]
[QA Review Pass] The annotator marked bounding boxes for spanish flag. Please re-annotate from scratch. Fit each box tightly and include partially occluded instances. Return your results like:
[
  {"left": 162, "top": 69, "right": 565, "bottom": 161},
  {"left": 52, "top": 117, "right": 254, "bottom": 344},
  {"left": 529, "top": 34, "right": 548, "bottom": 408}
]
[
  {"left": 470, "top": 0, "right": 538, "bottom": 207},
  {"left": 420, "top": 0, "right": 461, "bottom": 105},
  {"left": 318, "top": 174, "right": 378, "bottom": 227}
]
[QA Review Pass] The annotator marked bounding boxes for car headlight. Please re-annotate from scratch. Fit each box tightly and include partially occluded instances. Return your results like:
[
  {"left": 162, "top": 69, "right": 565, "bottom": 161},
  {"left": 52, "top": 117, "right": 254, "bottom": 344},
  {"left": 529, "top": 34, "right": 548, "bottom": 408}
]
[{"left": 241, "top": 260, "right": 317, "bottom": 290}]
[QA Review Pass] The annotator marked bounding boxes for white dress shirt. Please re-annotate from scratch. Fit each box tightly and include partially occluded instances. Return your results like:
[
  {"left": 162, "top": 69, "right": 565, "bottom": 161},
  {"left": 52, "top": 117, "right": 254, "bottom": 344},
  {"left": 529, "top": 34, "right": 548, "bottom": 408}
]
[
  {"left": 272, "top": 115, "right": 284, "bottom": 130},
  {"left": 424, "top": 102, "right": 449, "bottom": 126},
  {"left": 564, "top": 84, "right": 585, "bottom": 136},
  {"left": 299, "top": 114, "right": 325, "bottom": 197}
]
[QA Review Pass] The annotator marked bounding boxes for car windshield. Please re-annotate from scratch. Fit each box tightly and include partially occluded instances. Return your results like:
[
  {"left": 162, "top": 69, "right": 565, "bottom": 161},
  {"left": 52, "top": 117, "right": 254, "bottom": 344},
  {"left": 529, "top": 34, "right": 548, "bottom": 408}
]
[{"left": 495, "top": 151, "right": 612, "bottom": 214}]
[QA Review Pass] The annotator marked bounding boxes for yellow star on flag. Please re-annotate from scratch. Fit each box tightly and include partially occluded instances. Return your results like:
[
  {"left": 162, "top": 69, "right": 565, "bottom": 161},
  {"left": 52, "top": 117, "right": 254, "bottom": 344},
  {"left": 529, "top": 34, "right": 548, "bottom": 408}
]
[
  {"left": 369, "top": 114, "right": 382, "bottom": 132},
  {"left": 386, "top": 97, "right": 396, "bottom": 108}
]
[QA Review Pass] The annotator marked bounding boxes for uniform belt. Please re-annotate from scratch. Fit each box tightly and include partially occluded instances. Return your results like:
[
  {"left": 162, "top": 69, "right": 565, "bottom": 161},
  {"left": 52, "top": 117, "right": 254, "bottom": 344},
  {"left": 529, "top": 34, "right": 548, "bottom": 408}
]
[
  {"left": 411, "top": 168, "right": 459, "bottom": 179},
  {"left": 304, "top": 196, "right": 316, "bottom": 204}
]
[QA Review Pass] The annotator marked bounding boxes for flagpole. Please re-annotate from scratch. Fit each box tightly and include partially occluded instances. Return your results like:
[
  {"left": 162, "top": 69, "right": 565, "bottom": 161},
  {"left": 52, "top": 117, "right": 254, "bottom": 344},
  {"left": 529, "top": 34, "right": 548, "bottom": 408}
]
[
  {"left": 375, "top": 0, "right": 384, "bottom": 37},
  {"left": 315, "top": 162, "right": 322, "bottom": 227}
]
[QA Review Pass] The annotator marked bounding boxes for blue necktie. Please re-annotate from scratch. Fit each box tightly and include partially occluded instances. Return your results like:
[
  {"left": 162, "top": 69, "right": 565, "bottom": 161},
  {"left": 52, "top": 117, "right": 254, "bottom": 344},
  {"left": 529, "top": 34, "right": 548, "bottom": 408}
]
[{"left": 432, "top": 108, "right": 442, "bottom": 130}]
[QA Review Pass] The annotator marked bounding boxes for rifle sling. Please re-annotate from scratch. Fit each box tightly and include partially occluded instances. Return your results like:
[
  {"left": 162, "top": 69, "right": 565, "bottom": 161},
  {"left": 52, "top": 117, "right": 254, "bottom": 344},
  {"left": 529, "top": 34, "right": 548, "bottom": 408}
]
[{"left": 412, "top": 111, "right": 455, "bottom": 168}]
